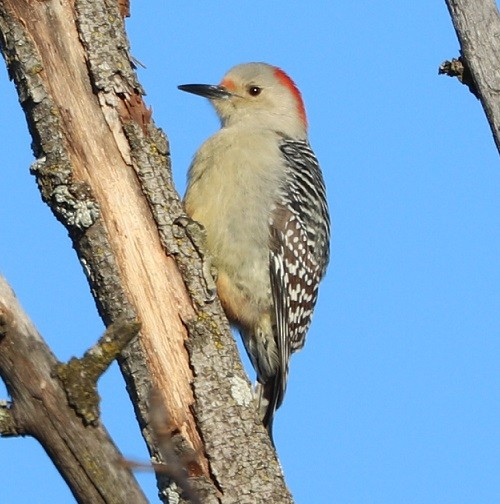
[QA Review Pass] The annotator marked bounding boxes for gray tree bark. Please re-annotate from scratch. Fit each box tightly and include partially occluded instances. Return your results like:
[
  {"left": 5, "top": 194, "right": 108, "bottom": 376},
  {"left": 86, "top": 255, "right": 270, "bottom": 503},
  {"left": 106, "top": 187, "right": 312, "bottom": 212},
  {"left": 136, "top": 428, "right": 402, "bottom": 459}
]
[
  {"left": 445, "top": 0, "right": 500, "bottom": 153},
  {"left": 0, "top": 1, "right": 292, "bottom": 502},
  {"left": 0, "top": 277, "right": 148, "bottom": 504}
]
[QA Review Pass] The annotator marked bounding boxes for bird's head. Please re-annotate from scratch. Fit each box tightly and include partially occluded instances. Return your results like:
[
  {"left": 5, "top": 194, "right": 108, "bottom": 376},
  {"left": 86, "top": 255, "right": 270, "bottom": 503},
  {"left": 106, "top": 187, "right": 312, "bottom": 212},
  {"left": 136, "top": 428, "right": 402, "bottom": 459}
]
[{"left": 178, "top": 62, "right": 308, "bottom": 138}]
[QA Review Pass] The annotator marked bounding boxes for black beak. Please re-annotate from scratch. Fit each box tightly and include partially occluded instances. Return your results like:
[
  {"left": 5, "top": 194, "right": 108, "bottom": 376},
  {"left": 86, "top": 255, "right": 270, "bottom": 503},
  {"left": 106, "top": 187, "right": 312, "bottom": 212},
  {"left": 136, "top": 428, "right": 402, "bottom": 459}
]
[{"left": 178, "top": 84, "right": 232, "bottom": 100}]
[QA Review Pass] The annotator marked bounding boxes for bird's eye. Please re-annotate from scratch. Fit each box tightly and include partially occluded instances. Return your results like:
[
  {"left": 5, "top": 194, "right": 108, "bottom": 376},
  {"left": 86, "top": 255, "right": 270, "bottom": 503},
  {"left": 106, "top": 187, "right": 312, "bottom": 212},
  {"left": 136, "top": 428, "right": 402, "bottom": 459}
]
[{"left": 248, "top": 86, "right": 262, "bottom": 97}]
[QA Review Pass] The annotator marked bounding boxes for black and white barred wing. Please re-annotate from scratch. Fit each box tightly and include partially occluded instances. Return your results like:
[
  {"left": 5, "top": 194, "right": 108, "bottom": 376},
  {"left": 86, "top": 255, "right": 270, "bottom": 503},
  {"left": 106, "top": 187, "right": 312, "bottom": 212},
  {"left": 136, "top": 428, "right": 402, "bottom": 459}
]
[{"left": 266, "top": 138, "right": 330, "bottom": 420}]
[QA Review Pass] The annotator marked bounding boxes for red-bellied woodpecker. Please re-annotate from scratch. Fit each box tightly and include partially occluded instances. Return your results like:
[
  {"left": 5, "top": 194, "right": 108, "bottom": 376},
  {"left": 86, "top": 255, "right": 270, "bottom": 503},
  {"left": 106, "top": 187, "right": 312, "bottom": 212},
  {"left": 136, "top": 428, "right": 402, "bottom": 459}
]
[{"left": 179, "top": 62, "right": 330, "bottom": 438}]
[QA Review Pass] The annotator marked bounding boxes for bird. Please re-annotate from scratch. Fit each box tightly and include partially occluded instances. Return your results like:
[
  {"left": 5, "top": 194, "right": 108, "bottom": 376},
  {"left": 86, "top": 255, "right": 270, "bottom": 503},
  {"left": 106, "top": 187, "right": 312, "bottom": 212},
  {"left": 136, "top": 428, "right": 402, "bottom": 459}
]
[{"left": 179, "top": 62, "right": 330, "bottom": 439}]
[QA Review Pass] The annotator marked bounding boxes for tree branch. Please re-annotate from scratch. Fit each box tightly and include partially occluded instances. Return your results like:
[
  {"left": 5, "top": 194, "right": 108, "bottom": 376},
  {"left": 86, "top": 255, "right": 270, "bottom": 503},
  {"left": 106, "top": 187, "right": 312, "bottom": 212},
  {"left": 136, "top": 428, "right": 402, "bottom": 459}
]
[
  {"left": 444, "top": 0, "right": 500, "bottom": 153},
  {"left": 0, "top": 274, "right": 148, "bottom": 504},
  {"left": 55, "top": 320, "right": 141, "bottom": 426}
]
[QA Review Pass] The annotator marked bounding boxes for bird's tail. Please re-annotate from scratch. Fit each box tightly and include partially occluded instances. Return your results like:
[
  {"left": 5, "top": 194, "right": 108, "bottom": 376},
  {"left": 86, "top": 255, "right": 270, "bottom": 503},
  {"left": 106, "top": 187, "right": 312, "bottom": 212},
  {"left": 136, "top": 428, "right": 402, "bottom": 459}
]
[{"left": 257, "top": 372, "right": 286, "bottom": 445}]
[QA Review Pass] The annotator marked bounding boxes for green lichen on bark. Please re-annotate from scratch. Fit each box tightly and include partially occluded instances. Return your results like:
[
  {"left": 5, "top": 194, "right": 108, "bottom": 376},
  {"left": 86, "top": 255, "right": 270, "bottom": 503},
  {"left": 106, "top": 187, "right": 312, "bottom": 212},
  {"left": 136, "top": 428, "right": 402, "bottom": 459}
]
[{"left": 55, "top": 320, "right": 141, "bottom": 425}]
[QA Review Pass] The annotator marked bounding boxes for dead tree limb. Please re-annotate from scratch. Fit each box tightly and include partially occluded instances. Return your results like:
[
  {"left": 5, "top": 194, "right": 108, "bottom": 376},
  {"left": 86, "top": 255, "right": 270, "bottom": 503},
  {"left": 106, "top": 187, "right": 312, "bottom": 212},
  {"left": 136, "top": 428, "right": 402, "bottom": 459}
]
[
  {"left": 443, "top": 0, "right": 500, "bottom": 153},
  {"left": 0, "top": 275, "right": 148, "bottom": 504},
  {"left": 0, "top": 1, "right": 292, "bottom": 502}
]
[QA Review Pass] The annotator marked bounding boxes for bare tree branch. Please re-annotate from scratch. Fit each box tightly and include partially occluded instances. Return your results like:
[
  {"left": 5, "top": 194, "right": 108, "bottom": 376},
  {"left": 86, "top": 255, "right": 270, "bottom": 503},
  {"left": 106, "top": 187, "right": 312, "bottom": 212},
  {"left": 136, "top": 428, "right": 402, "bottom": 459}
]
[
  {"left": 444, "top": 0, "right": 500, "bottom": 153},
  {"left": 0, "top": 274, "right": 148, "bottom": 504},
  {"left": 55, "top": 319, "right": 141, "bottom": 426}
]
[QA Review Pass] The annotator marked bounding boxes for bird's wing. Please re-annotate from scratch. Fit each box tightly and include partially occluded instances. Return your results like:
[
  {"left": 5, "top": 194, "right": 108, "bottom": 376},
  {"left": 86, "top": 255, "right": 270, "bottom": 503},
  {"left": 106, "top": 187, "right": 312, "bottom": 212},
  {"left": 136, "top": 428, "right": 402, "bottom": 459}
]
[{"left": 264, "top": 138, "right": 330, "bottom": 429}]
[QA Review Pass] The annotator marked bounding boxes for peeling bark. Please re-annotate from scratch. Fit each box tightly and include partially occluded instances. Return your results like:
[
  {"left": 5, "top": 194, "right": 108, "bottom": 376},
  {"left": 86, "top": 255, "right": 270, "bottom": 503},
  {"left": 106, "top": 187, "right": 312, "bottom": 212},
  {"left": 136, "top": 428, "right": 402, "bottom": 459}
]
[{"left": 0, "top": 1, "right": 292, "bottom": 502}]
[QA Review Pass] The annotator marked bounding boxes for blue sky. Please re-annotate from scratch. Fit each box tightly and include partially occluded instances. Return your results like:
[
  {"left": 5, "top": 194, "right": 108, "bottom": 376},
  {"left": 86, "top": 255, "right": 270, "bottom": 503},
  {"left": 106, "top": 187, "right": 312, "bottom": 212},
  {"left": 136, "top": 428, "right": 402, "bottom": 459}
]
[{"left": 1, "top": 2, "right": 500, "bottom": 503}]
